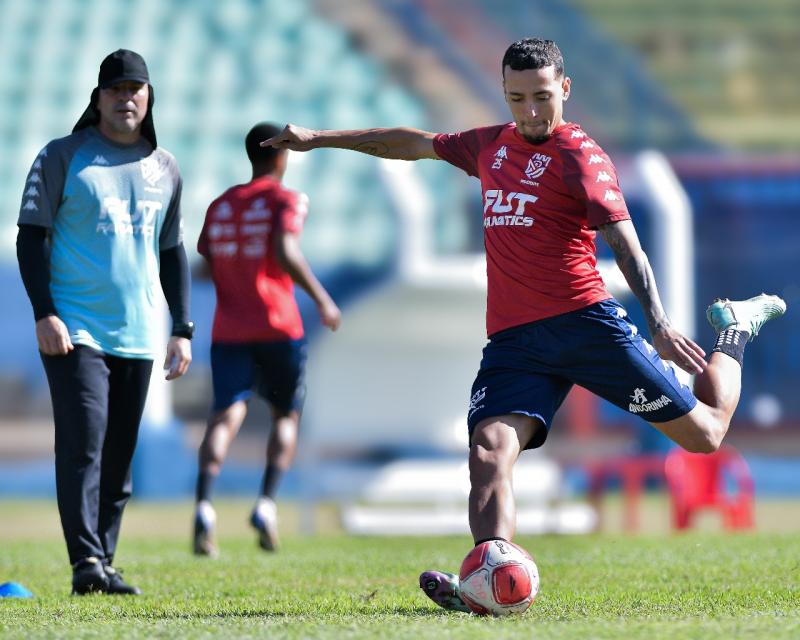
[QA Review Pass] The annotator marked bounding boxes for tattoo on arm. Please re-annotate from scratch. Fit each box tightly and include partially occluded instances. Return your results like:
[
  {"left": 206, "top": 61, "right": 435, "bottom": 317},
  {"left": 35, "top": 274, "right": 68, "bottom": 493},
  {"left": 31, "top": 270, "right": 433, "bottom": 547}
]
[
  {"left": 352, "top": 141, "right": 390, "bottom": 157},
  {"left": 601, "top": 223, "right": 670, "bottom": 334}
]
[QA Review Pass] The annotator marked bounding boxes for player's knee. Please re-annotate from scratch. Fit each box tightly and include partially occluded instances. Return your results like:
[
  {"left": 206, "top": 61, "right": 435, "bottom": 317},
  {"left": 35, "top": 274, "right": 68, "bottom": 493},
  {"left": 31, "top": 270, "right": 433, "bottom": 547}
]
[
  {"left": 469, "top": 445, "right": 502, "bottom": 485},
  {"left": 681, "top": 429, "right": 722, "bottom": 454},
  {"left": 272, "top": 416, "right": 298, "bottom": 445},
  {"left": 199, "top": 445, "right": 223, "bottom": 469},
  {"left": 469, "top": 437, "right": 515, "bottom": 480}
]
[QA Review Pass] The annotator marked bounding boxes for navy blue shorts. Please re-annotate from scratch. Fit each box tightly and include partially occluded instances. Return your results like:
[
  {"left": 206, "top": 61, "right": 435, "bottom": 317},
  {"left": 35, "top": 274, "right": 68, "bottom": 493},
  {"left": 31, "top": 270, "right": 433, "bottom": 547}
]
[
  {"left": 210, "top": 340, "right": 307, "bottom": 413},
  {"left": 467, "top": 299, "right": 697, "bottom": 449}
]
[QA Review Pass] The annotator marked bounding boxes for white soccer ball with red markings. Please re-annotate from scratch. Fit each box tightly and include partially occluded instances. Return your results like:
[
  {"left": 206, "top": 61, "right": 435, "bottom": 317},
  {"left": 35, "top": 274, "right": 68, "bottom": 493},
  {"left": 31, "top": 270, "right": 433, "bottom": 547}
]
[{"left": 458, "top": 539, "right": 539, "bottom": 616}]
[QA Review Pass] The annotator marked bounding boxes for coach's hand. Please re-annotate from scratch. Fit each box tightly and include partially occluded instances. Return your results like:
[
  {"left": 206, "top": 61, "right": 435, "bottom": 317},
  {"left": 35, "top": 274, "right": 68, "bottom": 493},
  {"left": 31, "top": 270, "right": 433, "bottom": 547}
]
[
  {"left": 36, "top": 315, "right": 74, "bottom": 356},
  {"left": 653, "top": 327, "right": 706, "bottom": 376},
  {"left": 164, "top": 336, "right": 192, "bottom": 380},
  {"left": 260, "top": 124, "right": 317, "bottom": 151}
]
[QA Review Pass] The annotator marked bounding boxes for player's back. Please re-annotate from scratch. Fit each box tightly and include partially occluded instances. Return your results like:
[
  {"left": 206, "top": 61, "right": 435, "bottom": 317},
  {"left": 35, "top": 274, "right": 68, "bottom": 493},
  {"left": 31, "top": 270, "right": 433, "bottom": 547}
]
[{"left": 199, "top": 176, "right": 307, "bottom": 343}]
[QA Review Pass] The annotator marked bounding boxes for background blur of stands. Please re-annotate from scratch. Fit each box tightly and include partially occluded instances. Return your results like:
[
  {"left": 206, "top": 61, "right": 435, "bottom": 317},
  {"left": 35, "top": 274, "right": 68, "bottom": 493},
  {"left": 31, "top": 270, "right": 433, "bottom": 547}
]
[{"left": 0, "top": 0, "right": 798, "bottom": 530}]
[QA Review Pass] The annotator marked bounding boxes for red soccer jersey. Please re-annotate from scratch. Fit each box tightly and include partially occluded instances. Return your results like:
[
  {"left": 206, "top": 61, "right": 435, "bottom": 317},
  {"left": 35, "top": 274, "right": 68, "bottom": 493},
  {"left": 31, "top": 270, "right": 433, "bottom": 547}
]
[
  {"left": 197, "top": 176, "right": 307, "bottom": 342},
  {"left": 434, "top": 122, "right": 630, "bottom": 336}
]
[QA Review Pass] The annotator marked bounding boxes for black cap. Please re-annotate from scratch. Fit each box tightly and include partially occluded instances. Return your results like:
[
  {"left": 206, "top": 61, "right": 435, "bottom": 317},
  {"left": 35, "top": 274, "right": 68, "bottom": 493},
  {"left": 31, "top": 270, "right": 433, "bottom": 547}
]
[{"left": 98, "top": 49, "right": 150, "bottom": 89}]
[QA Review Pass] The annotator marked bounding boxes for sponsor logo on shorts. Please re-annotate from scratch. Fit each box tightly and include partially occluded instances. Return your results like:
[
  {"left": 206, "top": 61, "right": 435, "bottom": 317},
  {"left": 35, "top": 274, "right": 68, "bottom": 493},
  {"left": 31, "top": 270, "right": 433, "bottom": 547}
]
[
  {"left": 629, "top": 387, "right": 672, "bottom": 414},
  {"left": 468, "top": 386, "right": 487, "bottom": 418}
]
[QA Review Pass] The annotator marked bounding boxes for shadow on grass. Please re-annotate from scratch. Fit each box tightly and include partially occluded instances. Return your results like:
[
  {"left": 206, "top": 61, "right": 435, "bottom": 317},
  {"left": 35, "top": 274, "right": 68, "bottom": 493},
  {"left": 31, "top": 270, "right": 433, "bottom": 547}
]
[{"left": 115, "top": 603, "right": 460, "bottom": 621}]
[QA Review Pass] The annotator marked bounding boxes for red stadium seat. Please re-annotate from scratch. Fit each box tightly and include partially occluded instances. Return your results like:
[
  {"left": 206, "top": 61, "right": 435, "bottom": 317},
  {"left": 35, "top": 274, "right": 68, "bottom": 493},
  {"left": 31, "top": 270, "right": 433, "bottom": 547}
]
[{"left": 664, "top": 445, "right": 754, "bottom": 530}]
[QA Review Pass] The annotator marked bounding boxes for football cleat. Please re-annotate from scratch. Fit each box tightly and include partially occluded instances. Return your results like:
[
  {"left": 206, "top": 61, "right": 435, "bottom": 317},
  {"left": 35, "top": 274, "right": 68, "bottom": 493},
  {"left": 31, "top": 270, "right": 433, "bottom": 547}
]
[
  {"left": 193, "top": 500, "right": 219, "bottom": 558},
  {"left": 103, "top": 565, "right": 142, "bottom": 595},
  {"left": 250, "top": 497, "right": 279, "bottom": 552},
  {"left": 419, "top": 571, "right": 472, "bottom": 613},
  {"left": 71, "top": 556, "right": 109, "bottom": 595},
  {"left": 706, "top": 293, "right": 786, "bottom": 341}
]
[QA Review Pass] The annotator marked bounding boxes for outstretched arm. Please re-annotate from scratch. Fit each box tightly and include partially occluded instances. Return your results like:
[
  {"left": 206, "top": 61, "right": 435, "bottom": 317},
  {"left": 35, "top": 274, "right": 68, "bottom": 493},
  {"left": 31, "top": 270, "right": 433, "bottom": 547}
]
[
  {"left": 275, "top": 231, "right": 341, "bottom": 331},
  {"left": 598, "top": 219, "right": 706, "bottom": 375},
  {"left": 261, "top": 124, "right": 440, "bottom": 161}
]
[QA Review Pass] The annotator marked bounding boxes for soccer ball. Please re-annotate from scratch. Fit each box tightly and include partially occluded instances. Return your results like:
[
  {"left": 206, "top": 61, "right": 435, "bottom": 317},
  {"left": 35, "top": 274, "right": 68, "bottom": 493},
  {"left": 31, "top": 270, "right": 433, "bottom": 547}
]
[{"left": 458, "top": 539, "right": 539, "bottom": 616}]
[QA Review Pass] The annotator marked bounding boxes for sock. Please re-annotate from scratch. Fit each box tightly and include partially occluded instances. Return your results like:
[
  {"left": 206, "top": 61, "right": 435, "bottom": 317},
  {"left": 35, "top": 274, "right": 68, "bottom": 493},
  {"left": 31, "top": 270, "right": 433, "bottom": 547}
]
[
  {"left": 711, "top": 328, "right": 750, "bottom": 366},
  {"left": 473, "top": 536, "right": 508, "bottom": 546},
  {"left": 260, "top": 465, "right": 284, "bottom": 500},
  {"left": 195, "top": 470, "right": 216, "bottom": 503}
]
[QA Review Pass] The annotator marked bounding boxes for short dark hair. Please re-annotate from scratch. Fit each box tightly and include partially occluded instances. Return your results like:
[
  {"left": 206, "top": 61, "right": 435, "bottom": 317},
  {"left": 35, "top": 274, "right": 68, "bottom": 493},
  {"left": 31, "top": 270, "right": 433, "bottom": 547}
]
[
  {"left": 245, "top": 122, "right": 283, "bottom": 166},
  {"left": 501, "top": 38, "right": 564, "bottom": 78}
]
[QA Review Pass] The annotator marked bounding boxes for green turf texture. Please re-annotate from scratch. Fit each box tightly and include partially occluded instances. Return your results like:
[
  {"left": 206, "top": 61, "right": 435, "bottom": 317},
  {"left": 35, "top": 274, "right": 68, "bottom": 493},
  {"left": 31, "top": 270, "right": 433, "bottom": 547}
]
[{"left": 1, "top": 521, "right": 798, "bottom": 640}]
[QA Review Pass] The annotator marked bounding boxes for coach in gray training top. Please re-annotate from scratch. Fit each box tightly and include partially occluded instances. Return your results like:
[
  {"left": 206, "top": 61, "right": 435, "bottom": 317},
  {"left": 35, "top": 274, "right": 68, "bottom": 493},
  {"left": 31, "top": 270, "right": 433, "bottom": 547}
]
[{"left": 16, "top": 49, "right": 194, "bottom": 595}]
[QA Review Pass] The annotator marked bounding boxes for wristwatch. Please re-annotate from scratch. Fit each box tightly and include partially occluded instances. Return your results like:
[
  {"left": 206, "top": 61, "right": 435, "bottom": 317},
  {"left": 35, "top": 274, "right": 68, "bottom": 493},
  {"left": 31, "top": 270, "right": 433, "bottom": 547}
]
[{"left": 171, "top": 321, "right": 195, "bottom": 340}]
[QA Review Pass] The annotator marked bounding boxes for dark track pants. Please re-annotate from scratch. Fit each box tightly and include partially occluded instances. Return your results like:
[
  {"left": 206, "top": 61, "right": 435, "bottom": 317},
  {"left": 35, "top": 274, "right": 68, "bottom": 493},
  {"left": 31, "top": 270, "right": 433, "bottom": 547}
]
[{"left": 41, "top": 346, "right": 153, "bottom": 566}]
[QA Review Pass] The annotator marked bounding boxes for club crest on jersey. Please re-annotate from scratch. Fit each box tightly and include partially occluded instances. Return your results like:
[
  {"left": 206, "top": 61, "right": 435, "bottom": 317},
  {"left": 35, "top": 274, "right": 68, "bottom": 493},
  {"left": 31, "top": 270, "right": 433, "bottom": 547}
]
[
  {"left": 140, "top": 156, "right": 167, "bottom": 188},
  {"left": 520, "top": 153, "right": 551, "bottom": 185}
]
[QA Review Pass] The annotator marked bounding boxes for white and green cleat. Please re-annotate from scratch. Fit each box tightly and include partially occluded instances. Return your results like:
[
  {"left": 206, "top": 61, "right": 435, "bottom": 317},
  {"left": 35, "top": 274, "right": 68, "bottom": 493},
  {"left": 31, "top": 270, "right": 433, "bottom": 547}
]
[{"left": 706, "top": 293, "right": 786, "bottom": 341}]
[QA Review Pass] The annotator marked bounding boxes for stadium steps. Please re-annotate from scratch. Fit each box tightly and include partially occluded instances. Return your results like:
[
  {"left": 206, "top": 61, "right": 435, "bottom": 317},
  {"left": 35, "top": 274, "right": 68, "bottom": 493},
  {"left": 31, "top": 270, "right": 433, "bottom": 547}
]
[
  {"left": 314, "top": 0, "right": 497, "bottom": 132},
  {"left": 388, "top": 0, "right": 706, "bottom": 151},
  {"left": 0, "top": 0, "right": 438, "bottom": 269},
  {"left": 569, "top": 0, "right": 800, "bottom": 150}
]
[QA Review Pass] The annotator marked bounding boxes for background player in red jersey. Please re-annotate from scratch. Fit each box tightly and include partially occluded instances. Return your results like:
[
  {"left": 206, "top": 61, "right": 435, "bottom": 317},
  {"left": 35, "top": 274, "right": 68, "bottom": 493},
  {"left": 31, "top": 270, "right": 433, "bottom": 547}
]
[
  {"left": 193, "top": 122, "right": 341, "bottom": 557},
  {"left": 262, "top": 39, "right": 785, "bottom": 609}
]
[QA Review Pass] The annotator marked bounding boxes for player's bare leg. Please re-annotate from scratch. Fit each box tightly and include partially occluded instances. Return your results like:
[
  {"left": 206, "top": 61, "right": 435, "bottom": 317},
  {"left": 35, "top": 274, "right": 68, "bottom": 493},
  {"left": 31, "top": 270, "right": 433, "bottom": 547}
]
[
  {"left": 650, "top": 294, "right": 785, "bottom": 453},
  {"left": 199, "top": 400, "right": 249, "bottom": 476},
  {"left": 193, "top": 400, "right": 248, "bottom": 557},
  {"left": 250, "top": 408, "right": 300, "bottom": 551},
  {"left": 267, "top": 408, "right": 300, "bottom": 470},
  {"left": 468, "top": 414, "right": 539, "bottom": 542},
  {"left": 421, "top": 413, "right": 538, "bottom": 613}
]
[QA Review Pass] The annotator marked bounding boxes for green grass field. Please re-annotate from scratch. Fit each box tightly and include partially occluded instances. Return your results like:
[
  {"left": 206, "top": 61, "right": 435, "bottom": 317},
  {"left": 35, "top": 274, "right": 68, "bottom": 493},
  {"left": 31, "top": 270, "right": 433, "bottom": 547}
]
[{"left": 1, "top": 500, "right": 799, "bottom": 639}]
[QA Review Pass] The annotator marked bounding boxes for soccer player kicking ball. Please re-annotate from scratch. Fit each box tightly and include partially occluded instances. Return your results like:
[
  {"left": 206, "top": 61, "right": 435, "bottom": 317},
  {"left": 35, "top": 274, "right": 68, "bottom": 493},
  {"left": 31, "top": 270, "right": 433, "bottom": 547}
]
[
  {"left": 262, "top": 38, "right": 785, "bottom": 611},
  {"left": 193, "top": 123, "right": 341, "bottom": 557}
]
